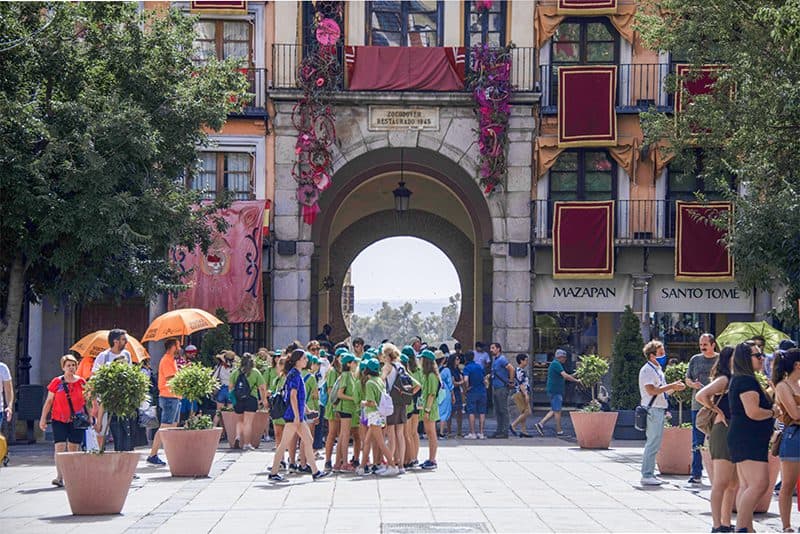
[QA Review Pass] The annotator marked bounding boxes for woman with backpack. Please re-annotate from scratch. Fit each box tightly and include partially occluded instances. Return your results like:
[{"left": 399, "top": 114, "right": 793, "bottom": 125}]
[
  {"left": 419, "top": 349, "right": 440, "bottom": 470},
  {"left": 360, "top": 358, "right": 395, "bottom": 476},
  {"left": 446, "top": 354, "right": 465, "bottom": 437},
  {"left": 323, "top": 349, "right": 344, "bottom": 471},
  {"left": 229, "top": 353, "right": 267, "bottom": 450},
  {"left": 287, "top": 353, "right": 321, "bottom": 472},
  {"left": 436, "top": 351, "right": 453, "bottom": 439},
  {"left": 334, "top": 353, "right": 360, "bottom": 472},
  {"left": 403, "top": 346, "right": 424, "bottom": 468},
  {"left": 270, "top": 355, "right": 288, "bottom": 453},
  {"left": 267, "top": 350, "right": 330, "bottom": 482},
  {"left": 382, "top": 343, "right": 419, "bottom": 474},
  {"left": 212, "top": 351, "right": 236, "bottom": 430}
]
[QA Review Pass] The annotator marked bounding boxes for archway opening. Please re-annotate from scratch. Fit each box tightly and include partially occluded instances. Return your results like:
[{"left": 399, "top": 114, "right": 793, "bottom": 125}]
[{"left": 342, "top": 237, "right": 462, "bottom": 348}]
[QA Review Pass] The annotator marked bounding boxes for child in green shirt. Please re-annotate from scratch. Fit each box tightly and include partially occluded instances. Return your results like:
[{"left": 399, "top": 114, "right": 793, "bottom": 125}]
[
  {"left": 359, "top": 359, "right": 394, "bottom": 476},
  {"left": 419, "top": 350, "right": 440, "bottom": 470}
]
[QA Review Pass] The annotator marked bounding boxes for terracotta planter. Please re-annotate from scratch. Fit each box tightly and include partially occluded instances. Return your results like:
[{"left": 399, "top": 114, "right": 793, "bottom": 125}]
[
  {"left": 56, "top": 451, "right": 139, "bottom": 515},
  {"left": 160, "top": 427, "right": 222, "bottom": 477},
  {"left": 220, "top": 410, "right": 268, "bottom": 448},
  {"left": 569, "top": 411, "right": 618, "bottom": 449},
  {"left": 656, "top": 427, "right": 693, "bottom": 475},
  {"left": 220, "top": 410, "right": 237, "bottom": 447}
]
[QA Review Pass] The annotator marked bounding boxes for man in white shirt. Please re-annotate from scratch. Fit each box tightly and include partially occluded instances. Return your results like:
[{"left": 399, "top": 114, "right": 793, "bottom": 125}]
[
  {"left": 92, "top": 329, "right": 132, "bottom": 372},
  {"left": 639, "top": 340, "right": 686, "bottom": 486}
]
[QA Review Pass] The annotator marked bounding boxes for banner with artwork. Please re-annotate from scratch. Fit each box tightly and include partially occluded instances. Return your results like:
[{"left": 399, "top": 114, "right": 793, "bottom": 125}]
[
  {"left": 675, "top": 201, "right": 734, "bottom": 282},
  {"left": 558, "top": 66, "right": 617, "bottom": 147}
]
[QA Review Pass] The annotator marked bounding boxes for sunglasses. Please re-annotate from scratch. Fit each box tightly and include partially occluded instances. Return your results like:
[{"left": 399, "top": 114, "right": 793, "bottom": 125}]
[{"left": 751, "top": 352, "right": 763, "bottom": 359}]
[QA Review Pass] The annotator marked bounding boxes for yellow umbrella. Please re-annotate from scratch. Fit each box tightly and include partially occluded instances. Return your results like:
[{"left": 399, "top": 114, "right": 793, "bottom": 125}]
[
  {"left": 70, "top": 330, "right": 150, "bottom": 364},
  {"left": 141, "top": 308, "right": 223, "bottom": 342},
  {"left": 716, "top": 321, "right": 790, "bottom": 353}
]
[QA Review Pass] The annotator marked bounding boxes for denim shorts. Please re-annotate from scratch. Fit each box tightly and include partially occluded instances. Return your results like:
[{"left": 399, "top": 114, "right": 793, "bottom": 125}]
[
  {"left": 780, "top": 424, "right": 800, "bottom": 462},
  {"left": 549, "top": 393, "right": 563, "bottom": 412},
  {"left": 465, "top": 393, "right": 487, "bottom": 415},
  {"left": 158, "top": 397, "right": 181, "bottom": 424},
  {"left": 216, "top": 385, "right": 230, "bottom": 404}
]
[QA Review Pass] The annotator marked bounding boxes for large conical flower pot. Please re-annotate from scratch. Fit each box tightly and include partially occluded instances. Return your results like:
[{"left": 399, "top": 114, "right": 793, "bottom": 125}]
[
  {"left": 220, "top": 410, "right": 237, "bottom": 448},
  {"left": 220, "top": 410, "right": 269, "bottom": 448},
  {"left": 160, "top": 427, "right": 222, "bottom": 477},
  {"left": 56, "top": 451, "right": 139, "bottom": 515},
  {"left": 656, "top": 427, "right": 693, "bottom": 475},
  {"left": 570, "top": 411, "right": 618, "bottom": 449}
]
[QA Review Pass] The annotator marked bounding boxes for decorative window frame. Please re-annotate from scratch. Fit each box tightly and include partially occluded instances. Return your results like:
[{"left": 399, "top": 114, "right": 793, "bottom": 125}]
[{"left": 200, "top": 134, "right": 266, "bottom": 200}]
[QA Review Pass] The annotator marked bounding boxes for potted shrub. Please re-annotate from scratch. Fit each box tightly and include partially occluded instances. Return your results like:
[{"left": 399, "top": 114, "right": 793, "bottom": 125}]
[
  {"left": 610, "top": 306, "right": 646, "bottom": 439},
  {"left": 159, "top": 363, "right": 222, "bottom": 476},
  {"left": 569, "top": 354, "right": 617, "bottom": 449},
  {"left": 57, "top": 361, "right": 149, "bottom": 515},
  {"left": 656, "top": 362, "right": 693, "bottom": 475}
]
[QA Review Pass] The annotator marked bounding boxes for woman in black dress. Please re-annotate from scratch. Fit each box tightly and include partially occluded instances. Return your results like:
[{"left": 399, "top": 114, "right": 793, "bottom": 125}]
[{"left": 727, "top": 341, "right": 776, "bottom": 533}]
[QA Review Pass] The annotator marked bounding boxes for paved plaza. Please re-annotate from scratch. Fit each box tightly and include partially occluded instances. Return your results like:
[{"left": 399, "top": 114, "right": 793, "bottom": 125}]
[{"left": 2, "top": 436, "right": 798, "bottom": 533}]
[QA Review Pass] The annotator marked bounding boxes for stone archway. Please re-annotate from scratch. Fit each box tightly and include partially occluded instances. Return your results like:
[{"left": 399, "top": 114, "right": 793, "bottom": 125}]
[{"left": 327, "top": 210, "right": 475, "bottom": 345}]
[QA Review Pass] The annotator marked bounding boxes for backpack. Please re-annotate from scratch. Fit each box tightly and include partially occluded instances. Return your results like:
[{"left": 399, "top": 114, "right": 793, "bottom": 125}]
[
  {"left": 389, "top": 365, "right": 414, "bottom": 406},
  {"left": 233, "top": 370, "right": 251, "bottom": 402},
  {"left": 370, "top": 381, "right": 394, "bottom": 417},
  {"left": 268, "top": 381, "right": 287, "bottom": 420},
  {"left": 329, "top": 374, "right": 344, "bottom": 406}
]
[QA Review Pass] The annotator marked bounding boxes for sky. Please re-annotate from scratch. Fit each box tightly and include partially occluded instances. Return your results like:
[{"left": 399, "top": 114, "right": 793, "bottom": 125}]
[{"left": 349, "top": 237, "right": 460, "bottom": 301}]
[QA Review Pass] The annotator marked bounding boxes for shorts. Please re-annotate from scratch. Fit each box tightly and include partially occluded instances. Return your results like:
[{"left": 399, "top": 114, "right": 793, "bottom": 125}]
[
  {"left": 512, "top": 391, "right": 530, "bottom": 414},
  {"left": 780, "top": 424, "right": 800, "bottom": 462},
  {"left": 52, "top": 420, "right": 84, "bottom": 444},
  {"left": 337, "top": 411, "right": 352, "bottom": 419},
  {"left": 180, "top": 398, "right": 198, "bottom": 415},
  {"left": 367, "top": 411, "right": 385, "bottom": 427},
  {"left": 386, "top": 404, "right": 408, "bottom": 425},
  {"left": 158, "top": 396, "right": 181, "bottom": 424},
  {"left": 466, "top": 393, "right": 487, "bottom": 415},
  {"left": 216, "top": 385, "right": 230, "bottom": 405},
  {"left": 709, "top": 421, "right": 731, "bottom": 461},
  {"left": 234, "top": 395, "right": 258, "bottom": 414},
  {"left": 549, "top": 393, "right": 563, "bottom": 412}
]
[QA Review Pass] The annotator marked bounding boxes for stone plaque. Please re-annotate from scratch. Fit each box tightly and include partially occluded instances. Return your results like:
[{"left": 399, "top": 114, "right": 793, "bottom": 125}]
[{"left": 368, "top": 106, "right": 439, "bottom": 131}]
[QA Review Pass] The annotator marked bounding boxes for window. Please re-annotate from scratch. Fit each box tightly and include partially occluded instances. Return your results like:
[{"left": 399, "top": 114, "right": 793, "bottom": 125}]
[
  {"left": 189, "top": 152, "right": 254, "bottom": 201},
  {"left": 667, "top": 152, "right": 729, "bottom": 202},
  {"left": 464, "top": 1, "right": 506, "bottom": 48},
  {"left": 192, "top": 20, "right": 252, "bottom": 65},
  {"left": 368, "top": 1, "right": 442, "bottom": 47},
  {"left": 549, "top": 150, "right": 616, "bottom": 201}
]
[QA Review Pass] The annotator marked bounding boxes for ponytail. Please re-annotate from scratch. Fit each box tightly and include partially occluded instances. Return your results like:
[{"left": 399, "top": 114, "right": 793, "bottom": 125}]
[
  {"left": 773, "top": 348, "right": 800, "bottom": 386},
  {"left": 240, "top": 353, "right": 254, "bottom": 375}
]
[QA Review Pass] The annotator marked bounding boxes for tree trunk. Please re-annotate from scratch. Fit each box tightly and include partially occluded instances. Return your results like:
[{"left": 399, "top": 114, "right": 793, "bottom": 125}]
[{"left": 0, "top": 255, "right": 26, "bottom": 381}]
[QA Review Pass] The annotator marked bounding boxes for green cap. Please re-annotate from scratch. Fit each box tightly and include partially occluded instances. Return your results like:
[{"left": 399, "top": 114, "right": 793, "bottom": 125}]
[
  {"left": 400, "top": 354, "right": 409, "bottom": 364},
  {"left": 419, "top": 349, "right": 437, "bottom": 361},
  {"left": 335, "top": 347, "right": 348, "bottom": 357},
  {"left": 358, "top": 359, "right": 368, "bottom": 370},
  {"left": 341, "top": 353, "right": 358, "bottom": 365},
  {"left": 365, "top": 359, "right": 380, "bottom": 373},
  {"left": 319, "top": 349, "right": 328, "bottom": 359},
  {"left": 309, "top": 355, "right": 320, "bottom": 365},
  {"left": 401, "top": 345, "right": 415, "bottom": 359}
]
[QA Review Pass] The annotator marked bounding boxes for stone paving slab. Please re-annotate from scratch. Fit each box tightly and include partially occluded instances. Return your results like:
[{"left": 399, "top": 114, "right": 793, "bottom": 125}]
[{"left": 1, "top": 438, "right": 797, "bottom": 533}]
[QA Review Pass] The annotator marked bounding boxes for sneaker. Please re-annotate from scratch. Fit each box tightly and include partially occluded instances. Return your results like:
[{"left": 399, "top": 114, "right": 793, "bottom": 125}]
[
  {"left": 410, "top": 459, "right": 419, "bottom": 467},
  {"left": 298, "top": 465, "right": 313, "bottom": 475},
  {"left": 534, "top": 423, "right": 544, "bottom": 436},
  {"left": 268, "top": 473, "right": 287, "bottom": 482},
  {"left": 51, "top": 478, "right": 64, "bottom": 488},
  {"left": 556, "top": 431, "right": 565, "bottom": 436},
  {"left": 519, "top": 431, "right": 532, "bottom": 438},
  {"left": 312, "top": 470, "right": 331, "bottom": 481},
  {"left": 403, "top": 462, "right": 415, "bottom": 469},
  {"left": 509, "top": 426, "right": 519, "bottom": 437},
  {"left": 374, "top": 465, "right": 389, "bottom": 476},
  {"left": 386, "top": 466, "right": 400, "bottom": 476},
  {"left": 398, "top": 467, "right": 406, "bottom": 475},
  {"left": 420, "top": 460, "right": 438, "bottom": 470},
  {"left": 339, "top": 463, "right": 355, "bottom": 473},
  {"left": 232, "top": 437, "right": 241, "bottom": 449},
  {"left": 463, "top": 432, "right": 476, "bottom": 440},
  {"left": 371, "top": 464, "right": 381, "bottom": 474},
  {"left": 288, "top": 463, "right": 300, "bottom": 473},
  {"left": 324, "top": 461, "right": 333, "bottom": 471},
  {"left": 280, "top": 460, "right": 288, "bottom": 471},
  {"left": 242, "top": 444, "right": 255, "bottom": 451},
  {"left": 477, "top": 433, "right": 486, "bottom": 440},
  {"left": 641, "top": 477, "right": 665, "bottom": 486},
  {"left": 489, "top": 433, "right": 508, "bottom": 439},
  {"left": 377, "top": 466, "right": 398, "bottom": 476},
  {"left": 350, "top": 457, "right": 360, "bottom": 468},
  {"left": 355, "top": 466, "right": 367, "bottom": 476},
  {"left": 146, "top": 455, "right": 166, "bottom": 466},
  {"left": 687, "top": 476, "right": 701, "bottom": 484}
]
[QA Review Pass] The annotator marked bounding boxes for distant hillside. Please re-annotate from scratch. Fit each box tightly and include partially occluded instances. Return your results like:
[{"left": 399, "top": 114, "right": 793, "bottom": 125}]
[{"left": 354, "top": 298, "right": 458, "bottom": 318}]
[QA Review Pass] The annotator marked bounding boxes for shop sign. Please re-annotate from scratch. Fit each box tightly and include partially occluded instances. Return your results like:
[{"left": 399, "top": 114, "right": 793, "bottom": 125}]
[
  {"left": 533, "top": 275, "right": 632, "bottom": 312},
  {"left": 368, "top": 106, "right": 439, "bottom": 131},
  {"left": 648, "top": 276, "right": 753, "bottom": 313}
]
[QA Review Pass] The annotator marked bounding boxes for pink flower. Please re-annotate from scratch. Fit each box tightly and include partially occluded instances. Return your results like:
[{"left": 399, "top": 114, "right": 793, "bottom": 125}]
[{"left": 316, "top": 77, "right": 325, "bottom": 87}]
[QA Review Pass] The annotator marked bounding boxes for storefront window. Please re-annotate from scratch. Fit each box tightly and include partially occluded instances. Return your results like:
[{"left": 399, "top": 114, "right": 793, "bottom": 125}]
[{"left": 647, "top": 312, "right": 713, "bottom": 361}]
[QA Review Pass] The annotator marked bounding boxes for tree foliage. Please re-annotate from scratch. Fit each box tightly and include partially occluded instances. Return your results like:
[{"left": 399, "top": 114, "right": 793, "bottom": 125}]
[
  {"left": 611, "top": 306, "right": 645, "bottom": 410},
  {"left": 86, "top": 361, "right": 149, "bottom": 419},
  {"left": 636, "top": 0, "right": 800, "bottom": 328},
  {"left": 0, "top": 3, "right": 249, "bottom": 372},
  {"left": 349, "top": 294, "right": 461, "bottom": 346}
]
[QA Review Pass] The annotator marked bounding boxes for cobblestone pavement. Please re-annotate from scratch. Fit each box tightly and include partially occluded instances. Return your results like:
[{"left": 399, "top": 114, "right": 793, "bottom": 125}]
[{"left": 1, "top": 437, "right": 797, "bottom": 533}]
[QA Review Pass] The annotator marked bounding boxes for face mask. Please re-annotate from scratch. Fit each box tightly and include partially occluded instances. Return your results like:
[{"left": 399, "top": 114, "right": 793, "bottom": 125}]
[{"left": 656, "top": 355, "right": 668, "bottom": 367}]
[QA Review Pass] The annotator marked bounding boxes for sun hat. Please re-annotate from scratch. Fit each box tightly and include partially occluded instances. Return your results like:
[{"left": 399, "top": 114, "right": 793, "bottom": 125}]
[
  {"left": 434, "top": 350, "right": 446, "bottom": 362},
  {"left": 419, "top": 349, "right": 437, "bottom": 361},
  {"left": 401, "top": 345, "right": 415, "bottom": 359},
  {"left": 365, "top": 359, "right": 380, "bottom": 373},
  {"left": 215, "top": 350, "right": 236, "bottom": 362},
  {"left": 184, "top": 344, "right": 198, "bottom": 354}
]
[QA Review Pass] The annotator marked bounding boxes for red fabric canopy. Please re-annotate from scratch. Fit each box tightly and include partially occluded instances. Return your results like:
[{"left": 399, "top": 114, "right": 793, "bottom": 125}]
[
  {"left": 190, "top": 1, "right": 247, "bottom": 13},
  {"left": 675, "top": 201, "right": 734, "bottom": 282},
  {"left": 558, "top": 0, "right": 617, "bottom": 15},
  {"left": 347, "top": 46, "right": 465, "bottom": 91},
  {"left": 170, "top": 200, "right": 266, "bottom": 323},
  {"left": 558, "top": 66, "right": 617, "bottom": 147},
  {"left": 553, "top": 201, "right": 615, "bottom": 279}
]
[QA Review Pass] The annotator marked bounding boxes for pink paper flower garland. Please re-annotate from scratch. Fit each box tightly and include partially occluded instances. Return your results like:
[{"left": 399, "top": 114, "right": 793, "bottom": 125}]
[{"left": 468, "top": 42, "right": 512, "bottom": 195}]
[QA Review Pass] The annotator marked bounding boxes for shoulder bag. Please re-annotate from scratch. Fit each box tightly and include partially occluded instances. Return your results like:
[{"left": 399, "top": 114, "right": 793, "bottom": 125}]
[
  {"left": 634, "top": 395, "right": 656, "bottom": 432},
  {"left": 695, "top": 394, "right": 722, "bottom": 436},
  {"left": 61, "top": 377, "right": 92, "bottom": 430}
]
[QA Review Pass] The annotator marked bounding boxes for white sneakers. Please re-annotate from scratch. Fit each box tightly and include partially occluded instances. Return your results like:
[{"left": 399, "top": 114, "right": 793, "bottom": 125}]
[
  {"left": 376, "top": 465, "right": 400, "bottom": 476},
  {"left": 640, "top": 477, "right": 665, "bottom": 486},
  {"left": 477, "top": 433, "right": 486, "bottom": 440},
  {"left": 464, "top": 433, "right": 477, "bottom": 440}
]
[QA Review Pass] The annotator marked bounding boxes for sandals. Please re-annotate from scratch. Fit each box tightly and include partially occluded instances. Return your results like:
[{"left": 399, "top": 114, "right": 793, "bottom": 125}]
[{"left": 51, "top": 478, "right": 64, "bottom": 488}]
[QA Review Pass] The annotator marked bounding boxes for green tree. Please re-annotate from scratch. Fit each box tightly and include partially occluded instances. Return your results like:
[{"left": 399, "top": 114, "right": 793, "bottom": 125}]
[
  {"left": 610, "top": 306, "right": 645, "bottom": 410},
  {"left": 199, "top": 308, "right": 233, "bottom": 368},
  {"left": 636, "top": 0, "right": 800, "bottom": 328},
  {"left": 0, "top": 3, "right": 249, "bottom": 376},
  {"left": 349, "top": 295, "right": 461, "bottom": 346}
]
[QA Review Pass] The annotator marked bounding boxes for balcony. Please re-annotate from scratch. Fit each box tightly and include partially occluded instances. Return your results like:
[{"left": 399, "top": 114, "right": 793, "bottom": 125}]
[
  {"left": 532, "top": 199, "right": 678, "bottom": 244},
  {"left": 230, "top": 67, "right": 268, "bottom": 116},
  {"left": 271, "top": 44, "right": 538, "bottom": 93},
  {"left": 538, "top": 63, "right": 672, "bottom": 113}
]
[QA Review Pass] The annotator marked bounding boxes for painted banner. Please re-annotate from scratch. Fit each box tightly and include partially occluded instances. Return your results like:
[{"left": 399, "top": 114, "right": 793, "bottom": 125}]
[
  {"left": 553, "top": 200, "right": 615, "bottom": 279},
  {"left": 190, "top": 1, "right": 247, "bottom": 14},
  {"left": 558, "top": 66, "right": 617, "bottom": 147},
  {"left": 170, "top": 200, "right": 265, "bottom": 323},
  {"left": 675, "top": 201, "right": 733, "bottom": 282},
  {"left": 557, "top": 0, "right": 617, "bottom": 15}
]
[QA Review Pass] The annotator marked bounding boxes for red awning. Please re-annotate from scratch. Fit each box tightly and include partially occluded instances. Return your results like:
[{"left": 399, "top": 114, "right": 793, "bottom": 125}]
[{"left": 347, "top": 46, "right": 465, "bottom": 91}]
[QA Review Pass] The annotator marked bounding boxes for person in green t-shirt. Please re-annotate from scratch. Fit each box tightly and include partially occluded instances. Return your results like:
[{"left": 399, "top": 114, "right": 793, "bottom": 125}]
[
  {"left": 334, "top": 354, "right": 360, "bottom": 472},
  {"left": 270, "top": 358, "right": 287, "bottom": 448},
  {"left": 323, "top": 352, "right": 343, "bottom": 471},
  {"left": 358, "top": 359, "right": 395, "bottom": 476},
  {"left": 403, "top": 347, "right": 425, "bottom": 468},
  {"left": 419, "top": 349, "right": 440, "bottom": 470},
  {"left": 228, "top": 353, "right": 268, "bottom": 450},
  {"left": 534, "top": 349, "right": 580, "bottom": 437}
]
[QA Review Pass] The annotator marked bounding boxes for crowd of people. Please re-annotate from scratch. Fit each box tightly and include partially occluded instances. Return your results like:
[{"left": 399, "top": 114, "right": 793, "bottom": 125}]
[{"left": 638, "top": 334, "right": 800, "bottom": 533}]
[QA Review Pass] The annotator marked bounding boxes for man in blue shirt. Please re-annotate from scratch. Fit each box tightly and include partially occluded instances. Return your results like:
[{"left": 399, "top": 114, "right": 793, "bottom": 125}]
[
  {"left": 463, "top": 351, "right": 487, "bottom": 439},
  {"left": 489, "top": 342, "right": 514, "bottom": 439},
  {"left": 535, "top": 349, "right": 580, "bottom": 436},
  {"left": 473, "top": 342, "right": 490, "bottom": 370}
]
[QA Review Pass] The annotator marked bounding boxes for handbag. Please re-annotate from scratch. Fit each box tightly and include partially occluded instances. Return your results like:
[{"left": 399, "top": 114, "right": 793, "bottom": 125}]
[
  {"left": 634, "top": 395, "right": 657, "bottom": 432},
  {"left": 696, "top": 394, "right": 722, "bottom": 436},
  {"left": 61, "top": 377, "right": 91, "bottom": 430},
  {"left": 771, "top": 430, "right": 783, "bottom": 457}
]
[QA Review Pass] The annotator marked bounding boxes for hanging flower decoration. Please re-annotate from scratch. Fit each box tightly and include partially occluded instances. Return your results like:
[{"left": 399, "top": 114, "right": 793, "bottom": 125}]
[
  {"left": 293, "top": 1, "right": 343, "bottom": 225},
  {"left": 467, "top": 43, "right": 513, "bottom": 195},
  {"left": 475, "top": 0, "right": 494, "bottom": 13}
]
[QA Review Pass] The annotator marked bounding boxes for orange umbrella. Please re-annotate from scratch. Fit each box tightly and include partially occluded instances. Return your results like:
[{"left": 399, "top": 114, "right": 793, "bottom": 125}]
[
  {"left": 69, "top": 330, "right": 150, "bottom": 364},
  {"left": 141, "top": 308, "right": 223, "bottom": 342}
]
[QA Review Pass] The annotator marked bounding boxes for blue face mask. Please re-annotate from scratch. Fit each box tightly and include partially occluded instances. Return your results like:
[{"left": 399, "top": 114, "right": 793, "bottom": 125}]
[{"left": 656, "top": 355, "right": 668, "bottom": 367}]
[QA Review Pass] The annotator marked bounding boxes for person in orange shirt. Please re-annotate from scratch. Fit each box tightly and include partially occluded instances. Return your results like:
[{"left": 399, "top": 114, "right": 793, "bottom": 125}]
[
  {"left": 146, "top": 338, "right": 181, "bottom": 466},
  {"left": 76, "top": 355, "right": 95, "bottom": 380}
]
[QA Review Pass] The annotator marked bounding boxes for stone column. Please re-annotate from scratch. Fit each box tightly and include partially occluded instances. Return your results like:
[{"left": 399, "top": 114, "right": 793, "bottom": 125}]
[{"left": 632, "top": 274, "right": 654, "bottom": 341}]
